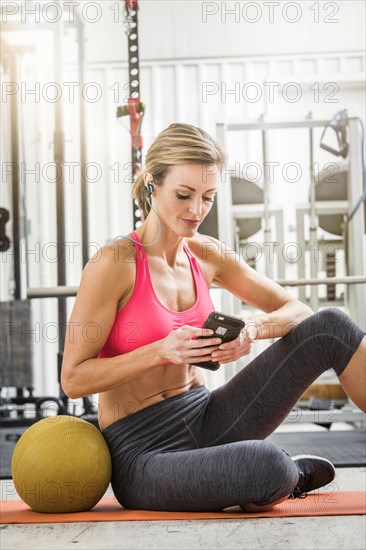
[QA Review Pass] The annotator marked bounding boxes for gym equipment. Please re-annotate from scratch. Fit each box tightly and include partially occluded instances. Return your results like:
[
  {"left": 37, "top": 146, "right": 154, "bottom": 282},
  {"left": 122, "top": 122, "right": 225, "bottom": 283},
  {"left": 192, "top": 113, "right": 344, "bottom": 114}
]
[
  {"left": 231, "top": 178, "right": 264, "bottom": 240},
  {"left": 312, "top": 164, "right": 348, "bottom": 301},
  {"left": 0, "top": 207, "right": 10, "bottom": 252},
  {"left": 0, "top": 301, "right": 33, "bottom": 388},
  {"left": 216, "top": 117, "right": 365, "bottom": 330},
  {"left": 320, "top": 109, "right": 349, "bottom": 159},
  {"left": 315, "top": 163, "right": 348, "bottom": 236},
  {"left": 268, "top": 430, "right": 366, "bottom": 468},
  {"left": 1, "top": 10, "right": 92, "bottom": 441},
  {"left": 116, "top": 0, "right": 145, "bottom": 230},
  {"left": 11, "top": 415, "right": 112, "bottom": 513},
  {"left": 199, "top": 176, "right": 265, "bottom": 247},
  {"left": 2, "top": 492, "right": 365, "bottom": 523}
]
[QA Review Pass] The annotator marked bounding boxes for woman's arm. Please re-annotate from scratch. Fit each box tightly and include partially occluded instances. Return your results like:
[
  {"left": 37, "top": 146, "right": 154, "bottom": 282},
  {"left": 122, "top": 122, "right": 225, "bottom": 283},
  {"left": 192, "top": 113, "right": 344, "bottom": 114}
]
[
  {"left": 62, "top": 341, "right": 166, "bottom": 400},
  {"left": 208, "top": 236, "right": 313, "bottom": 340},
  {"left": 61, "top": 239, "right": 163, "bottom": 399},
  {"left": 198, "top": 237, "right": 314, "bottom": 366}
]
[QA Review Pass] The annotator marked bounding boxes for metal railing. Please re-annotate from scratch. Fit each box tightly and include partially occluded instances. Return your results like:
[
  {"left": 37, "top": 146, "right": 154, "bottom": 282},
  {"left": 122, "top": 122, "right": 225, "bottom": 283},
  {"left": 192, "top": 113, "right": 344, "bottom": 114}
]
[{"left": 26, "top": 275, "right": 366, "bottom": 299}]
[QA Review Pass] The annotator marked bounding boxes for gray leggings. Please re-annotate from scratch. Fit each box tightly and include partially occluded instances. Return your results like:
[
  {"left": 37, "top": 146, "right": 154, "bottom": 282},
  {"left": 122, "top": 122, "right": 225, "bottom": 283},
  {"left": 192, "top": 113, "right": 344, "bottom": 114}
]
[{"left": 102, "top": 308, "right": 365, "bottom": 511}]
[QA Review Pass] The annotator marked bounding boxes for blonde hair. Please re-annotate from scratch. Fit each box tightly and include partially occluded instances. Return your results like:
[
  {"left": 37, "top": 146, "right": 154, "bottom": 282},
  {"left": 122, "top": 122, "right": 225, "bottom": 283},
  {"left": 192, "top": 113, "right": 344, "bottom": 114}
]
[{"left": 132, "top": 123, "right": 227, "bottom": 219}]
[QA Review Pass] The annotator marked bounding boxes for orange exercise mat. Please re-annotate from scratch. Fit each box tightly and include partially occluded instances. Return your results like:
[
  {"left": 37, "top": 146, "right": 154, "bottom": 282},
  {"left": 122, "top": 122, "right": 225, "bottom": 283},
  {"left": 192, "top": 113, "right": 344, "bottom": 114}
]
[{"left": 1, "top": 492, "right": 365, "bottom": 524}]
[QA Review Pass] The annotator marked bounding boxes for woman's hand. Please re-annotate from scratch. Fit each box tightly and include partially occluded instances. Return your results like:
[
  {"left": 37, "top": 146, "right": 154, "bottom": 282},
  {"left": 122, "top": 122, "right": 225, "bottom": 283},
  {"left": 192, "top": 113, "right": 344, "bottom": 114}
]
[
  {"left": 210, "top": 324, "right": 257, "bottom": 365},
  {"left": 161, "top": 325, "right": 223, "bottom": 365}
]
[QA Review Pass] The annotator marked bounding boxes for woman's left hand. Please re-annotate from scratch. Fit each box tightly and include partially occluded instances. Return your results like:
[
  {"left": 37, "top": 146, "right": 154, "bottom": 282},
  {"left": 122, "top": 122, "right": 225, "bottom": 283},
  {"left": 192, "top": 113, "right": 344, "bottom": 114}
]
[{"left": 210, "top": 325, "right": 256, "bottom": 365}]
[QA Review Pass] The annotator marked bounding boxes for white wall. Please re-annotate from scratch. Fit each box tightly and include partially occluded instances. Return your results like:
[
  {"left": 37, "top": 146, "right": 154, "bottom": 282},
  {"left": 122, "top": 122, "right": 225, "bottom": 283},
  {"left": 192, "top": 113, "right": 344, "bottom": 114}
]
[
  {"left": 1, "top": 0, "right": 365, "bottom": 397},
  {"left": 85, "top": 1, "right": 366, "bottom": 63}
]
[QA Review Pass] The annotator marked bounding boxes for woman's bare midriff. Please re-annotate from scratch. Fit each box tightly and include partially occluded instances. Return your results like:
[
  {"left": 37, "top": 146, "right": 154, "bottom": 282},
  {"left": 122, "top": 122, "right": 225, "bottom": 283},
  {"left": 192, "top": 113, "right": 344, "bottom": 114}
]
[{"left": 98, "top": 362, "right": 205, "bottom": 430}]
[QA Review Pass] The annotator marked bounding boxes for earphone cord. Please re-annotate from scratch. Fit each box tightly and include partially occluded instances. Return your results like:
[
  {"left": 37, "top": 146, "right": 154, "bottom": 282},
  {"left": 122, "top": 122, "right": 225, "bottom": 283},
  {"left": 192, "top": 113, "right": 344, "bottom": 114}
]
[{"left": 113, "top": 195, "right": 162, "bottom": 246}]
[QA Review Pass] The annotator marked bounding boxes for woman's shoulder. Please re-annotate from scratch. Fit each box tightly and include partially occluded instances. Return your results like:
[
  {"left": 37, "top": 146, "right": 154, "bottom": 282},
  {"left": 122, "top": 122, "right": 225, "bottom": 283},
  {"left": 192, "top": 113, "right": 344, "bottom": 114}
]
[
  {"left": 92, "top": 236, "right": 137, "bottom": 262},
  {"left": 185, "top": 232, "right": 225, "bottom": 265},
  {"left": 85, "top": 237, "right": 138, "bottom": 280},
  {"left": 185, "top": 232, "right": 223, "bottom": 253},
  {"left": 69, "top": 238, "right": 137, "bottom": 326}
]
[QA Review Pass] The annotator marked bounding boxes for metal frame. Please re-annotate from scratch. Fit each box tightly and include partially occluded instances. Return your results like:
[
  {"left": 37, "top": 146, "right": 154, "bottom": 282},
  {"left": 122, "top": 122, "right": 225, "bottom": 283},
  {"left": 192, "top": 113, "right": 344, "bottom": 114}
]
[
  {"left": 232, "top": 203, "right": 285, "bottom": 278},
  {"left": 215, "top": 116, "right": 365, "bottom": 425},
  {"left": 1, "top": 11, "right": 88, "bottom": 404},
  {"left": 347, "top": 118, "right": 366, "bottom": 329},
  {"left": 283, "top": 408, "right": 365, "bottom": 425},
  {"left": 296, "top": 201, "right": 348, "bottom": 309},
  {"left": 283, "top": 409, "right": 366, "bottom": 425},
  {"left": 116, "top": 0, "right": 144, "bottom": 230},
  {"left": 26, "top": 276, "right": 366, "bottom": 299},
  {"left": 216, "top": 117, "right": 365, "bottom": 328},
  {"left": 8, "top": 48, "right": 21, "bottom": 301}
]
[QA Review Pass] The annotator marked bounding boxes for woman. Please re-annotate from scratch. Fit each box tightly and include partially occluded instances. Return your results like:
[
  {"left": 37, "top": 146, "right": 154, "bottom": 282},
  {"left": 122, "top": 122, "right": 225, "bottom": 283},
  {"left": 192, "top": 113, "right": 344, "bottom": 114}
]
[{"left": 61, "top": 123, "right": 365, "bottom": 512}]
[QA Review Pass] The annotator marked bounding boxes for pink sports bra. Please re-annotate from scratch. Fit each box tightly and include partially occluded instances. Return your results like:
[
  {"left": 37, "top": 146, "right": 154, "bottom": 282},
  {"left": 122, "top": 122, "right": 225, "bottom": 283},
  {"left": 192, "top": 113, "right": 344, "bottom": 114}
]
[{"left": 97, "top": 232, "right": 215, "bottom": 359}]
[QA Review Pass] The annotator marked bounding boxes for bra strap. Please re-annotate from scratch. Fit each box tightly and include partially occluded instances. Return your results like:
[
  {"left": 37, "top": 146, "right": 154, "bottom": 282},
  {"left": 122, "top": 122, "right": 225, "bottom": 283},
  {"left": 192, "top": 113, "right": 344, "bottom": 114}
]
[
  {"left": 183, "top": 242, "right": 195, "bottom": 261},
  {"left": 128, "top": 231, "right": 146, "bottom": 259}
]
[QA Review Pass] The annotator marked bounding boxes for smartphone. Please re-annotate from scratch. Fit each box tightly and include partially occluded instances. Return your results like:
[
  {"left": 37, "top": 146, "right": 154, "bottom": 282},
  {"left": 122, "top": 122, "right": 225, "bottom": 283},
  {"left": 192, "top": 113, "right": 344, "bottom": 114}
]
[{"left": 194, "top": 311, "right": 245, "bottom": 371}]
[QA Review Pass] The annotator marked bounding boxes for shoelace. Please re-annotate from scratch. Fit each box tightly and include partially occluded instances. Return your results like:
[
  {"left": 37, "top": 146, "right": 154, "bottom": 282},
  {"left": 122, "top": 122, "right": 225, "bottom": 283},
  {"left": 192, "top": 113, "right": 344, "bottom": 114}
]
[
  {"left": 289, "top": 471, "right": 308, "bottom": 499},
  {"left": 289, "top": 491, "right": 308, "bottom": 499}
]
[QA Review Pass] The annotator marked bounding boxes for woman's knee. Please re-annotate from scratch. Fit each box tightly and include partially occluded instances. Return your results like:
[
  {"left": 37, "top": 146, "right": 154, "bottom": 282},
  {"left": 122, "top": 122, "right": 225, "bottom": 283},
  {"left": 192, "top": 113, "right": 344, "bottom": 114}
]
[
  {"left": 291, "top": 306, "right": 365, "bottom": 379},
  {"left": 306, "top": 308, "right": 363, "bottom": 349},
  {"left": 296, "top": 308, "right": 352, "bottom": 349},
  {"left": 240, "top": 441, "right": 298, "bottom": 505},
  {"left": 313, "top": 307, "right": 348, "bottom": 327}
]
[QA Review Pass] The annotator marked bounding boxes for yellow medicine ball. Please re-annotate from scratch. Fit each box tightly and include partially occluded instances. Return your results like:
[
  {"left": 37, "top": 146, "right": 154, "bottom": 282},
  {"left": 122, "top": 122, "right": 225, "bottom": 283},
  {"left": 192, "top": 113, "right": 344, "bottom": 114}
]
[{"left": 11, "top": 415, "right": 112, "bottom": 513}]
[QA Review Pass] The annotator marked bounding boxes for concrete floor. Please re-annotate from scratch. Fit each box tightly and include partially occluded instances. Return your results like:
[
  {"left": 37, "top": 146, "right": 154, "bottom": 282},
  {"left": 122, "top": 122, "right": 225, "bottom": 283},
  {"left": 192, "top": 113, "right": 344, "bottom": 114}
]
[{"left": 1, "top": 424, "right": 365, "bottom": 550}]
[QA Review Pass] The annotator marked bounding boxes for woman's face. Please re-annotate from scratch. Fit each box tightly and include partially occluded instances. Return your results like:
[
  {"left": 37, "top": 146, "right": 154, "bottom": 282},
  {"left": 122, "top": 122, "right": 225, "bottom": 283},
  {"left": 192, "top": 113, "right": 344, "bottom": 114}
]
[{"left": 151, "top": 163, "right": 219, "bottom": 235}]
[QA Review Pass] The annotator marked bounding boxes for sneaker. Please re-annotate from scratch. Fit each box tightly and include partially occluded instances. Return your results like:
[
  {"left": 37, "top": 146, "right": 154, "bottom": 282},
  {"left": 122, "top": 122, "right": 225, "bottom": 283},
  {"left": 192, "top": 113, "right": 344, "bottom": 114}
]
[{"left": 290, "top": 454, "right": 336, "bottom": 499}]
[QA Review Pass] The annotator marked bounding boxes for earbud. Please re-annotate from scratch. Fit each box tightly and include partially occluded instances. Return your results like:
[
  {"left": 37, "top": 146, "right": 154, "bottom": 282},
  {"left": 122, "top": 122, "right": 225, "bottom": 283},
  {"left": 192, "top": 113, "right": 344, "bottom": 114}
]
[
  {"left": 145, "top": 182, "right": 154, "bottom": 197},
  {"left": 114, "top": 180, "right": 161, "bottom": 246}
]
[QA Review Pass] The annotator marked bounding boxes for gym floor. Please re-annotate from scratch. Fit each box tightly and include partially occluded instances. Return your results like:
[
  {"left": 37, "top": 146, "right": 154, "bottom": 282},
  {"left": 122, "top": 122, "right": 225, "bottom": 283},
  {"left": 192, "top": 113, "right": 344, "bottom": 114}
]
[{"left": 1, "top": 422, "right": 365, "bottom": 550}]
